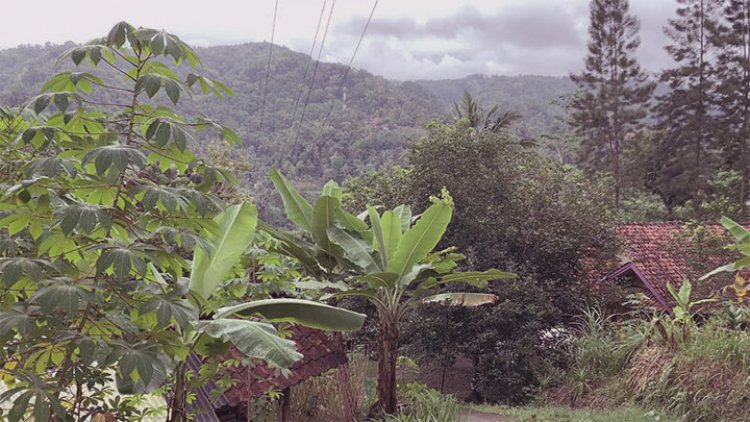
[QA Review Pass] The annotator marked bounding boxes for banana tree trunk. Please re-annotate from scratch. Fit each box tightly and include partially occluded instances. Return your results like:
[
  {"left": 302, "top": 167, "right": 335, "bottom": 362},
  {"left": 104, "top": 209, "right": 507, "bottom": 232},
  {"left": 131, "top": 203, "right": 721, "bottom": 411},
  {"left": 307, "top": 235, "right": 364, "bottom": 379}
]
[{"left": 374, "top": 319, "right": 399, "bottom": 414}]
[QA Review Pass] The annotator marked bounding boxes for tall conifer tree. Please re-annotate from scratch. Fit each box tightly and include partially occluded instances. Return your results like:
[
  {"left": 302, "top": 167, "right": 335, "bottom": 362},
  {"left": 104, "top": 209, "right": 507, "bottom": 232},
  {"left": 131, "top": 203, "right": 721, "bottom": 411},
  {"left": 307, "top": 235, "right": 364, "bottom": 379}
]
[
  {"left": 570, "top": 0, "right": 654, "bottom": 208},
  {"left": 652, "top": 0, "right": 722, "bottom": 216},
  {"left": 714, "top": 0, "right": 750, "bottom": 218}
]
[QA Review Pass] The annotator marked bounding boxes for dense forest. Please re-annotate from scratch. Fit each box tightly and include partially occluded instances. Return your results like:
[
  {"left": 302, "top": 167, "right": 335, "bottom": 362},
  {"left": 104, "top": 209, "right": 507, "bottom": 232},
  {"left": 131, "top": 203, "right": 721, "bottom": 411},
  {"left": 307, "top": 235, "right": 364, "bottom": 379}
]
[{"left": 0, "top": 42, "right": 574, "bottom": 223}]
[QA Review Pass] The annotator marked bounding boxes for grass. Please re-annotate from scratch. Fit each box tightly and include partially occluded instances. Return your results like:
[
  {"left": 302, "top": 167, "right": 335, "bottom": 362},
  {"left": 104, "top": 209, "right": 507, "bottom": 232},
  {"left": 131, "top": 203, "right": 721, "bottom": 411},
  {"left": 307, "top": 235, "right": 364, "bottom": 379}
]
[
  {"left": 540, "top": 307, "right": 750, "bottom": 421},
  {"left": 469, "top": 404, "right": 675, "bottom": 422}
]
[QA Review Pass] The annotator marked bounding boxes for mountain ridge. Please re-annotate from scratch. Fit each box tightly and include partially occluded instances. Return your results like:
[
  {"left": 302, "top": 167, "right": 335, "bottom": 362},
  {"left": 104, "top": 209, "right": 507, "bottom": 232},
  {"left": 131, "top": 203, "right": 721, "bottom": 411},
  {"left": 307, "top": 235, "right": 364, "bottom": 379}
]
[{"left": 0, "top": 41, "right": 575, "bottom": 221}]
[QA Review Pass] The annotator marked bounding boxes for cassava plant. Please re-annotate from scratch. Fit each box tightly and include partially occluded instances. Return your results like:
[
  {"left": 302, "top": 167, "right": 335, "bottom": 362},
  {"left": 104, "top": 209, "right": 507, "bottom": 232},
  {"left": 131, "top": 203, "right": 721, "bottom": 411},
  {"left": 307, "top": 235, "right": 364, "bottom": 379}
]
[
  {"left": 0, "top": 23, "right": 364, "bottom": 421},
  {"left": 267, "top": 169, "right": 515, "bottom": 414}
]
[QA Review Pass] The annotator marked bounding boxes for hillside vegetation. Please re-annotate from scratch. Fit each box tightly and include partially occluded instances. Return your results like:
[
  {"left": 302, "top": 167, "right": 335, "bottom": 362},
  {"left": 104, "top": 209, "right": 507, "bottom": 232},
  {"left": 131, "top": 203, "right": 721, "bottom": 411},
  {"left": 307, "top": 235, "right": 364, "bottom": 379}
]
[{"left": 0, "top": 43, "right": 573, "bottom": 195}]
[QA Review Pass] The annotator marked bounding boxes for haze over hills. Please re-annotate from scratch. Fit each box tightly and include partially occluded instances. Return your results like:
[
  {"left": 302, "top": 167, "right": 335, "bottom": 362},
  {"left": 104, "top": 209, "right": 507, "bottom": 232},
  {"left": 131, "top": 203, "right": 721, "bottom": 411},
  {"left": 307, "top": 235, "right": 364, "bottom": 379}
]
[{"left": 0, "top": 41, "right": 575, "bottom": 210}]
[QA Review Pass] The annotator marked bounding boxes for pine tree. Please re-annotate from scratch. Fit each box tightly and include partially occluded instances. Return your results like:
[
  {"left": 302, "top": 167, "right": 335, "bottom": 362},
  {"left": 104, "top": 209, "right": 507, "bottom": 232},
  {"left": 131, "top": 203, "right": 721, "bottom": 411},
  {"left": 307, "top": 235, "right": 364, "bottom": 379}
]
[
  {"left": 570, "top": 0, "right": 654, "bottom": 208},
  {"left": 652, "top": 0, "right": 722, "bottom": 216},
  {"left": 714, "top": 0, "right": 750, "bottom": 218}
]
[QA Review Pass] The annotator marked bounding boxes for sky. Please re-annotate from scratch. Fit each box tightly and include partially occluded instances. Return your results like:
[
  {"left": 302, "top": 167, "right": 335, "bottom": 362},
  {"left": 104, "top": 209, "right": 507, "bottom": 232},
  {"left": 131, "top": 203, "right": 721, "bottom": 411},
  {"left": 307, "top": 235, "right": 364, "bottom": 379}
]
[{"left": 0, "top": 0, "right": 678, "bottom": 80}]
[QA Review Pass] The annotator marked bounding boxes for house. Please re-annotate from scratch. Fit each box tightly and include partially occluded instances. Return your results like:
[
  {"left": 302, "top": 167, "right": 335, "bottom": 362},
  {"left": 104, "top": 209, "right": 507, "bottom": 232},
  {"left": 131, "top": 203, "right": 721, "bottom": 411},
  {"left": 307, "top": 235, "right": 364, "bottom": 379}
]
[
  {"left": 187, "top": 326, "right": 350, "bottom": 422},
  {"left": 589, "top": 222, "right": 741, "bottom": 312}
]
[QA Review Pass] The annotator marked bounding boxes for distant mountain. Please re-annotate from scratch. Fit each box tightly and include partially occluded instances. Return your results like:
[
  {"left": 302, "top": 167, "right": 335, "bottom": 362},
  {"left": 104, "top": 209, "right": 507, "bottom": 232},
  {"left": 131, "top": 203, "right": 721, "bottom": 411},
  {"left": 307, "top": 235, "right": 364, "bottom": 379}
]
[{"left": 0, "top": 42, "right": 575, "bottom": 219}]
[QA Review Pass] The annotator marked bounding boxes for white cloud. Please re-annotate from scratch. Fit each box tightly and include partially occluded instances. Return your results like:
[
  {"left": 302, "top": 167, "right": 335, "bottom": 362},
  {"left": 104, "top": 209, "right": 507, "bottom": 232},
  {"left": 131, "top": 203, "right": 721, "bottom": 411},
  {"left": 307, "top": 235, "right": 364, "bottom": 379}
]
[{"left": 0, "top": 0, "right": 677, "bottom": 80}]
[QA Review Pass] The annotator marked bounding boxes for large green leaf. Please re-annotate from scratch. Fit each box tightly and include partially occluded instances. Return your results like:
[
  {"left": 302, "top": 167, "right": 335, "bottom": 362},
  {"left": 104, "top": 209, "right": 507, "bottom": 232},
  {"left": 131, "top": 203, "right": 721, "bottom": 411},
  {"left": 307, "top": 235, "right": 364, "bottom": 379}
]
[
  {"left": 189, "top": 202, "right": 257, "bottom": 299},
  {"left": 215, "top": 298, "right": 365, "bottom": 331},
  {"left": 357, "top": 272, "right": 399, "bottom": 290},
  {"left": 0, "top": 309, "right": 36, "bottom": 335},
  {"left": 380, "top": 210, "right": 403, "bottom": 264},
  {"left": 421, "top": 293, "right": 498, "bottom": 307},
  {"left": 327, "top": 226, "right": 380, "bottom": 273},
  {"left": 118, "top": 345, "right": 165, "bottom": 386},
  {"left": 321, "top": 180, "right": 343, "bottom": 200},
  {"left": 195, "top": 319, "right": 302, "bottom": 369},
  {"left": 392, "top": 205, "right": 412, "bottom": 233},
  {"left": 437, "top": 269, "right": 517, "bottom": 287},
  {"left": 269, "top": 168, "right": 313, "bottom": 231},
  {"left": 368, "top": 207, "right": 387, "bottom": 269},
  {"left": 721, "top": 216, "right": 750, "bottom": 242},
  {"left": 387, "top": 201, "right": 452, "bottom": 281},
  {"left": 33, "top": 284, "right": 93, "bottom": 314},
  {"left": 312, "top": 196, "right": 342, "bottom": 255},
  {"left": 259, "top": 222, "right": 322, "bottom": 275},
  {"left": 700, "top": 262, "right": 737, "bottom": 280}
]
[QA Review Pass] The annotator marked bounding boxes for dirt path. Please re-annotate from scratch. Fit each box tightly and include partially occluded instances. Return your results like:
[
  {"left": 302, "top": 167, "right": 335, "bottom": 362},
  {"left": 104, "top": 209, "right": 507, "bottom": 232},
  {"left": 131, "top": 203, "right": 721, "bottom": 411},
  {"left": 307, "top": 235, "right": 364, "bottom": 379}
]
[{"left": 460, "top": 409, "right": 511, "bottom": 422}]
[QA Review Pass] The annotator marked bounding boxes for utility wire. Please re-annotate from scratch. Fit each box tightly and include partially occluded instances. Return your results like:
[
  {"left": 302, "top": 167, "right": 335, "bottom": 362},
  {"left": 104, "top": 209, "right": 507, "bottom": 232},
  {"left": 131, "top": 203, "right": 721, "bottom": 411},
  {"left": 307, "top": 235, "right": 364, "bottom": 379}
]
[
  {"left": 258, "top": 0, "right": 280, "bottom": 134},
  {"left": 292, "top": 0, "right": 336, "bottom": 148},
  {"left": 289, "top": 0, "right": 328, "bottom": 126},
  {"left": 318, "top": 0, "right": 379, "bottom": 137}
]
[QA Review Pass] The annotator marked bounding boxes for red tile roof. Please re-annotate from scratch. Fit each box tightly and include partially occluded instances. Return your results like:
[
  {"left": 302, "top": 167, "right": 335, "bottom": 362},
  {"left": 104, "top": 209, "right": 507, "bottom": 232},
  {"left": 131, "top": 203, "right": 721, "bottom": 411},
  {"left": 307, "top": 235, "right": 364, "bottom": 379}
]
[
  {"left": 188, "top": 326, "right": 348, "bottom": 421},
  {"left": 592, "top": 222, "right": 742, "bottom": 310},
  {"left": 221, "top": 325, "right": 347, "bottom": 403}
]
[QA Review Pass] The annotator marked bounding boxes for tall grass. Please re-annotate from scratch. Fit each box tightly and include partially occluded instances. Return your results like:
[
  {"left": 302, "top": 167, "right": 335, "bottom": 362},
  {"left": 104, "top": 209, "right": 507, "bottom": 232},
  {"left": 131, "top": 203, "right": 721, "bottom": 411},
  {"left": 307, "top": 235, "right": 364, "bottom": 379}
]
[{"left": 551, "top": 307, "right": 750, "bottom": 421}]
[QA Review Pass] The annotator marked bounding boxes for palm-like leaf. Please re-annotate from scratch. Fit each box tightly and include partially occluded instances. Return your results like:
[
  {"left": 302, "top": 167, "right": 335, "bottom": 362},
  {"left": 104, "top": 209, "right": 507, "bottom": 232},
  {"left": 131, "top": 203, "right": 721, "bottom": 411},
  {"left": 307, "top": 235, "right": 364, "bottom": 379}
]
[
  {"left": 195, "top": 319, "right": 302, "bottom": 370},
  {"left": 189, "top": 202, "right": 257, "bottom": 299},
  {"left": 215, "top": 298, "right": 365, "bottom": 332},
  {"left": 421, "top": 293, "right": 498, "bottom": 307},
  {"left": 269, "top": 168, "right": 313, "bottom": 231},
  {"left": 387, "top": 200, "right": 452, "bottom": 284}
]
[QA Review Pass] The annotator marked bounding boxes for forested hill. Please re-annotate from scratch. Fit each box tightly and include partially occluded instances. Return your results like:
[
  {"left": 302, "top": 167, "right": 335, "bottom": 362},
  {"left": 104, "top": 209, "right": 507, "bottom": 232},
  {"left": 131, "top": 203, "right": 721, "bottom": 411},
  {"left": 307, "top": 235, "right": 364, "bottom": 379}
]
[
  {"left": 414, "top": 74, "right": 575, "bottom": 134},
  {"left": 0, "top": 42, "right": 573, "bottom": 188}
]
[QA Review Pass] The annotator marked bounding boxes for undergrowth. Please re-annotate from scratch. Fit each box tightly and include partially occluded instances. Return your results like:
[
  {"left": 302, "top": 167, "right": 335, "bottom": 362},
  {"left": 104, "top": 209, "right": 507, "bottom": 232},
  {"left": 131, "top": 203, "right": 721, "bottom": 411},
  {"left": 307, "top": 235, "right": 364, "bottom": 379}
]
[
  {"left": 379, "top": 382, "right": 460, "bottom": 422},
  {"left": 471, "top": 404, "right": 674, "bottom": 422},
  {"left": 546, "top": 306, "right": 750, "bottom": 421}
]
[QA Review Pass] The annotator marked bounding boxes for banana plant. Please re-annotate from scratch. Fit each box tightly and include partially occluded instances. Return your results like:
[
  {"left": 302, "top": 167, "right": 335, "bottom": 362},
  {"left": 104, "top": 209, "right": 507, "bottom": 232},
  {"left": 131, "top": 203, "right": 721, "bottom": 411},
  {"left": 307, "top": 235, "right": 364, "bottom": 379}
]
[
  {"left": 157, "top": 201, "right": 365, "bottom": 421},
  {"left": 702, "top": 217, "right": 750, "bottom": 279},
  {"left": 267, "top": 169, "right": 515, "bottom": 414}
]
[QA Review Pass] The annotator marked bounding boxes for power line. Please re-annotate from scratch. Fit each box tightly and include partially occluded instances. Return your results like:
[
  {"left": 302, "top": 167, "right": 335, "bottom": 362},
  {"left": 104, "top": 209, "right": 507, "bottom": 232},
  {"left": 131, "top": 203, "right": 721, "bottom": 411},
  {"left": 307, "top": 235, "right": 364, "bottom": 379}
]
[
  {"left": 258, "top": 0, "right": 280, "bottom": 134},
  {"left": 292, "top": 0, "right": 336, "bottom": 148},
  {"left": 289, "top": 0, "right": 328, "bottom": 126},
  {"left": 318, "top": 0, "right": 379, "bottom": 136}
]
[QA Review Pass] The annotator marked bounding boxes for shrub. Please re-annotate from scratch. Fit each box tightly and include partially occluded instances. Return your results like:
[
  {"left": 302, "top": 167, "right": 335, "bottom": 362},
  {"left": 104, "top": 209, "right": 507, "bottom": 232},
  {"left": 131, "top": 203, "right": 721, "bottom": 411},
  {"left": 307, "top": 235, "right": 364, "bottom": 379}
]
[{"left": 380, "top": 382, "right": 460, "bottom": 422}]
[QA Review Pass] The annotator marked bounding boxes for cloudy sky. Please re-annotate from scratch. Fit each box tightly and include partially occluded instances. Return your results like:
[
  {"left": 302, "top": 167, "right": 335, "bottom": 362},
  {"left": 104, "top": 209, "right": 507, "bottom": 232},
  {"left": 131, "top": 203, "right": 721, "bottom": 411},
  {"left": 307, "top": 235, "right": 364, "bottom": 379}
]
[{"left": 0, "top": 0, "right": 678, "bottom": 80}]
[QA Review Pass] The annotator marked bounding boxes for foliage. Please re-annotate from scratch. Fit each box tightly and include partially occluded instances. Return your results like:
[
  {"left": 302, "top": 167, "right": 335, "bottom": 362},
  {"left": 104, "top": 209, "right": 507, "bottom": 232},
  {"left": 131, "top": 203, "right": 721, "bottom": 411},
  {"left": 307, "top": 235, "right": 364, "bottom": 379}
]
[
  {"left": 545, "top": 305, "right": 750, "bottom": 421},
  {"left": 346, "top": 115, "right": 618, "bottom": 404},
  {"left": 452, "top": 91, "right": 521, "bottom": 134},
  {"left": 0, "top": 43, "right": 581, "bottom": 226},
  {"left": 267, "top": 168, "right": 514, "bottom": 413},
  {"left": 713, "top": 0, "right": 750, "bottom": 219},
  {"left": 379, "top": 382, "right": 460, "bottom": 422},
  {"left": 651, "top": 0, "right": 723, "bottom": 216},
  {"left": 0, "top": 21, "right": 238, "bottom": 420},
  {"left": 569, "top": 0, "right": 655, "bottom": 208},
  {"left": 469, "top": 404, "right": 674, "bottom": 422},
  {"left": 702, "top": 216, "right": 750, "bottom": 278},
  {"left": 0, "top": 22, "right": 366, "bottom": 421},
  {"left": 287, "top": 353, "right": 369, "bottom": 422},
  {"left": 665, "top": 280, "right": 717, "bottom": 324}
]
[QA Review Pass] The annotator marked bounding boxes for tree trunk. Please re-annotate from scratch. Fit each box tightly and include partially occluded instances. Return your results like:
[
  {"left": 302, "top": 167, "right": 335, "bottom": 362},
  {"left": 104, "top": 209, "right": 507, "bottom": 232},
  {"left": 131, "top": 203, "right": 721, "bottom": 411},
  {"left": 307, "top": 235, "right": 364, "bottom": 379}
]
[
  {"left": 168, "top": 362, "right": 187, "bottom": 422},
  {"left": 276, "top": 387, "right": 290, "bottom": 422},
  {"left": 439, "top": 367, "right": 447, "bottom": 394},
  {"left": 741, "top": 167, "right": 748, "bottom": 220},
  {"left": 373, "top": 320, "right": 399, "bottom": 415}
]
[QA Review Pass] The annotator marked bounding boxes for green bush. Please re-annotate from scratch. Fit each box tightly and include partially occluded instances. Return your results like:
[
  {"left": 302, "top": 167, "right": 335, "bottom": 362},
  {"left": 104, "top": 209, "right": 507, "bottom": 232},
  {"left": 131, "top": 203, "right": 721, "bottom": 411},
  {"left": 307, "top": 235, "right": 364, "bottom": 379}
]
[{"left": 380, "top": 382, "right": 460, "bottom": 422}]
